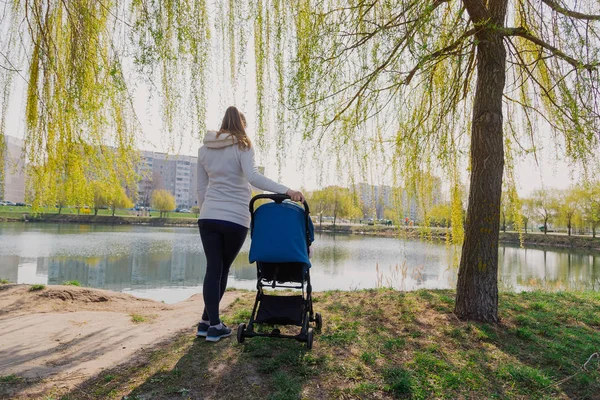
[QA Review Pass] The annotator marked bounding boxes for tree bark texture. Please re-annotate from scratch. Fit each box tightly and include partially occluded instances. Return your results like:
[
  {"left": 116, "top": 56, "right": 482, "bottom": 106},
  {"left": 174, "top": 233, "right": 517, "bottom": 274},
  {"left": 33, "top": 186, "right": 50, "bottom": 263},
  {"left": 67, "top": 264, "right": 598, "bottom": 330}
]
[{"left": 455, "top": 0, "right": 508, "bottom": 323}]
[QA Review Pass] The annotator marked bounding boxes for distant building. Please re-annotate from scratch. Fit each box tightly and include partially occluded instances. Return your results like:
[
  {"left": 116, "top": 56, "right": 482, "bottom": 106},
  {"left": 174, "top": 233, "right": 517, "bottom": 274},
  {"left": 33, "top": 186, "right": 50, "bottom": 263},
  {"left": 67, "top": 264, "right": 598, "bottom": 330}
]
[
  {"left": 136, "top": 151, "right": 198, "bottom": 209},
  {"left": 0, "top": 135, "right": 26, "bottom": 203},
  {"left": 136, "top": 150, "right": 268, "bottom": 209},
  {"left": 355, "top": 179, "right": 442, "bottom": 222},
  {"left": 355, "top": 183, "right": 394, "bottom": 219}
]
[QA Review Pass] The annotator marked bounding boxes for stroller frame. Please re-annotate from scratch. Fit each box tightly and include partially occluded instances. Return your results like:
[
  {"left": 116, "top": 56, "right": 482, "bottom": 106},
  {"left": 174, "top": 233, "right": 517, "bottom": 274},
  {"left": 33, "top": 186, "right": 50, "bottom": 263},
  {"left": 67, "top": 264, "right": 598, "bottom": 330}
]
[{"left": 237, "top": 194, "right": 322, "bottom": 349}]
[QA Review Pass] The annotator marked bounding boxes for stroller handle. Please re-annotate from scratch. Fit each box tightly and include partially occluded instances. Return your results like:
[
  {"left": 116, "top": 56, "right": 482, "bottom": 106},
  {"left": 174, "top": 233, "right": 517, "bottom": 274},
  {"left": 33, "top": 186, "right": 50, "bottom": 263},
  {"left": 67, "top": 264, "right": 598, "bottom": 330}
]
[{"left": 249, "top": 194, "right": 310, "bottom": 215}]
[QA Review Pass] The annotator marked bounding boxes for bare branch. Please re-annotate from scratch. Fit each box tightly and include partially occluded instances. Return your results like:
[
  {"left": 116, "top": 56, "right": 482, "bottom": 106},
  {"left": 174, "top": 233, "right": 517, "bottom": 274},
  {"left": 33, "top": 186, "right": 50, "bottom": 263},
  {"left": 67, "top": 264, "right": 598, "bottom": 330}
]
[
  {"left": 0, "top": 64, "right": 18, "bottom": 72},
  {"left": 0, "top": 51, "right": 20, "bottom": 72},
  {"left": 540, "top": 0, "right": 600, "bottom": 21},
  {"left": 503, "top": 27, "right": 599, "bottom": 71}
]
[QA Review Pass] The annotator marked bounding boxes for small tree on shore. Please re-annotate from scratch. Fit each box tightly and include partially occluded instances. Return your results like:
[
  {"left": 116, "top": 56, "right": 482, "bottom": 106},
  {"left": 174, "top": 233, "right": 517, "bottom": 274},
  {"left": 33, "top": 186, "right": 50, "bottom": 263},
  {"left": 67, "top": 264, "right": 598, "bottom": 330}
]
[
  {"left": 557, "top": 190, "right": 579, "bottom": 236},
  {"left": 151, "top": 190, "right": 176, "bottom": 218},
  {"left": 576, "top": 183, "right": 600, "bottom": 238},
  {"left": 308, "top": 186, "right": 363, "bottom": 227},
  {"left": 531, "top": 190, "right": 556, "bottom": 234},
  {"left": 111, "top": 191, "right": 134, "bottom": 217}
]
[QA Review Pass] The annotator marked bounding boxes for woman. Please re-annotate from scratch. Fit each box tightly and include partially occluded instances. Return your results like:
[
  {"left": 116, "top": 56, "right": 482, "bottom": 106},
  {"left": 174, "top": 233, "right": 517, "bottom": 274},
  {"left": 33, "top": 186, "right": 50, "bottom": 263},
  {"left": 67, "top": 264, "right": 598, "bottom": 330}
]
[{"left": 196, "top": 106, "right": 304, "bottom": 342}]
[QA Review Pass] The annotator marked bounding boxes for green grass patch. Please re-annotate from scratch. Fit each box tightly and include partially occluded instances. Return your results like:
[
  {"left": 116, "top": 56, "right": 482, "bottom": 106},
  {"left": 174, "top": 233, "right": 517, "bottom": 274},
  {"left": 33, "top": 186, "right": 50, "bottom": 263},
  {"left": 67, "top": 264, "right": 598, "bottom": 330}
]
[
  {"left": 130, "top": 314, "right": 148, "bottom": 323},
  {"left": 4, "top": 289, "right": 600, "bottom": 400},
  {"left": 0, "top": 279, "right": 10, "bottom": 284},
  {"left": 29, "top": 284, "right": 46, "bottom": 291},
  {"left": 62, "top": 280, "right": 81, "bottom": 287},
  {"left": 360, "top": 351, "right": 377, "bottom": 365},
  {"left": 384, "top": 367, "right": 414, "bottom": 397},
  {"left": 0, "top": 374, "right": 22, "bottom": 383}
]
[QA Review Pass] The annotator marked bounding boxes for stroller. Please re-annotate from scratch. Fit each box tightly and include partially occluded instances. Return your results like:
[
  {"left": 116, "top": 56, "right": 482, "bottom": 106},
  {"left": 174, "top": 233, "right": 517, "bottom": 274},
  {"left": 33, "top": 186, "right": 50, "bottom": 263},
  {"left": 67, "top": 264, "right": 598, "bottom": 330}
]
[{"left": 236, "top": 194, "right": 322, "bottom": 349}]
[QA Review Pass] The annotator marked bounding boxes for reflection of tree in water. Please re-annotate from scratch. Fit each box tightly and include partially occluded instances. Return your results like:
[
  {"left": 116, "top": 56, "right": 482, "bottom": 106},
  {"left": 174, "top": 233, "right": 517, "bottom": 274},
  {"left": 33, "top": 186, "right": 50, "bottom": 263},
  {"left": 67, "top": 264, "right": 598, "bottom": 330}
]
[
  {"left": 501, "top": 244, "right": 600, "bottom": 291},
  {"left": 5, "top": 228, "right": 600, "bottom": 294},
  {"left": 311, "top": 234, "right": 352, "bottom": 275},
  {"left": 230, "top": 250, "right": 258, "bottom": 281},
  {"left": 592, "top": 255, "right": 600, "bottom": 291}
]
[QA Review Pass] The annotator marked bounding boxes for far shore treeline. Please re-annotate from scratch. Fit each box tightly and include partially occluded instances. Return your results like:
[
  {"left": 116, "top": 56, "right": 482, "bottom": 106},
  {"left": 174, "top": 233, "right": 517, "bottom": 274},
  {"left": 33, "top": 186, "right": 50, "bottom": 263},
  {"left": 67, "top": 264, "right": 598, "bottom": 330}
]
[{"left": 1, "top": 181, "right": 599, "bottom": 240}]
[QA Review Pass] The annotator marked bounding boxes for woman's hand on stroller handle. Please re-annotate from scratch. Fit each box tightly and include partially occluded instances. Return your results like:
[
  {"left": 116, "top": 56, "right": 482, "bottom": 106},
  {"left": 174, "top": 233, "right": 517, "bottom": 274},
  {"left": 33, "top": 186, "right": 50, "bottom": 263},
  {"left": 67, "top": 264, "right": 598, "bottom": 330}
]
[{"left": 286, "top": 189, "right": 305, "bottom": 203}]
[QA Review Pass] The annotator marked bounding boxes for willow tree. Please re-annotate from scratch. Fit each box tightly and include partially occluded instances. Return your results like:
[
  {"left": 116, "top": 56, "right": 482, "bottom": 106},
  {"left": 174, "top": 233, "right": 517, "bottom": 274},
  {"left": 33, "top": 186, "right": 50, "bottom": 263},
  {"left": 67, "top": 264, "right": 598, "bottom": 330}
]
[
  {"left": 277, "top": 0, "right": 599, "bottom": 322},
  {"left": 1, "top": 0, "right": 599, "bottom": 322}
]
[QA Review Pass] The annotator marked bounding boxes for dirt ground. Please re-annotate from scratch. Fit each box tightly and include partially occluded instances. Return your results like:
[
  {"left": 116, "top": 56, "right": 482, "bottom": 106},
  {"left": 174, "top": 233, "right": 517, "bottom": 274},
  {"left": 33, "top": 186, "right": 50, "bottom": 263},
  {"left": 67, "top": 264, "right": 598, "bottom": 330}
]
[{"left": 0, "top": 284, "right": 237, "bottom": 396}]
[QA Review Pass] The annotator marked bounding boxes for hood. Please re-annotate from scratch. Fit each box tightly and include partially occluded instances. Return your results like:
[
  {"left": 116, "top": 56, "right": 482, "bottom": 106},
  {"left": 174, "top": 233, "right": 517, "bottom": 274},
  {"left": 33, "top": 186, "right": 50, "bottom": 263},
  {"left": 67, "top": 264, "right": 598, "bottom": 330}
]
[{"left": 203, "top": 130, "right": 238, "bottom": 148}]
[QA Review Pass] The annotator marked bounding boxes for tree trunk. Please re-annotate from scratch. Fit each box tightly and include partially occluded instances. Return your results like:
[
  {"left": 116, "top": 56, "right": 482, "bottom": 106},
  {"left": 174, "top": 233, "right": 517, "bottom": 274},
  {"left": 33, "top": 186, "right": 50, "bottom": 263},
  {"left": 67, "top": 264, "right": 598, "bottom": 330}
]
[
  {"left": 455, "top": 5, "right": 507, "bottom": 323},
  {"left": 544, "top": 218, "right": 548, "bottom": 234},
  {"left": 567, "top": 220, "right": 571, "bottom": 236},
  {"left": 94, "top": 208, "right": 98, "bottom": 216}
]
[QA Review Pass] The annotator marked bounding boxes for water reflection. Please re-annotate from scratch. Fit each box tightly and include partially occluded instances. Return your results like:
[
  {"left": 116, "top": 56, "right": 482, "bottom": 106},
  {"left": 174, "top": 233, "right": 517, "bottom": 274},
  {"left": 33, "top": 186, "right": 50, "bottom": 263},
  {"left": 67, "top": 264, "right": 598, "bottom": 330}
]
[{"left": 0, "top": 222, "right": 599, "bottom": 303}]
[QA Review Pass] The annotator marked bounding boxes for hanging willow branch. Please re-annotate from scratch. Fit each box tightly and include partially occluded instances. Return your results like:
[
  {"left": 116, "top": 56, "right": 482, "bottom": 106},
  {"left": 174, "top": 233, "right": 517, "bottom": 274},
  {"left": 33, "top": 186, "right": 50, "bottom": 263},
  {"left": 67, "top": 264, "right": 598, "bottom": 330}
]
[{"left": 0, "top": 0, "right": 598, "bottom": 237}]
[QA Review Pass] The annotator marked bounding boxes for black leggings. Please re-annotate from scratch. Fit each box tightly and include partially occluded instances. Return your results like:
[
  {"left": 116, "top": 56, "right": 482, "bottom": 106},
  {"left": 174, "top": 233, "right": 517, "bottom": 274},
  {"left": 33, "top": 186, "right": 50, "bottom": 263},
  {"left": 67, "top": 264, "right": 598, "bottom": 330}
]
[{"left": 198, "top": 220, "right": 248, "bottom": 325}]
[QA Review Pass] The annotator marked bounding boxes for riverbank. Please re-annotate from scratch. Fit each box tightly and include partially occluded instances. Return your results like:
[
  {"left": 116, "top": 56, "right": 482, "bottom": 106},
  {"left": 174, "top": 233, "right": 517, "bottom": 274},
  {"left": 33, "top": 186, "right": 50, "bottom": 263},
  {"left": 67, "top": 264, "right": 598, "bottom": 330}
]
[
  {"left": 0, "top": 211, "right": 199, "bottom": 227},
  {"left": 315, "top": 224, "right": 600, "bottom": 251},
  {"left": 2, "top": 211, "right": 600, "bottom": 250},
  {"left": 2, "top": 284, "right": 598, "bottom": 399}
]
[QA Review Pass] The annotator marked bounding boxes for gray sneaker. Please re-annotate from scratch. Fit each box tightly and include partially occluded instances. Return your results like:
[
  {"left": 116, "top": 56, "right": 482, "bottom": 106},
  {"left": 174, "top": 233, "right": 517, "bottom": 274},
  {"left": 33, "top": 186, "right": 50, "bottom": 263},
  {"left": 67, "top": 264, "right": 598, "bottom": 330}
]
[
  {"left": 196, "top": 322, "right": 210, "bottom": 337},
  {"left": 206, "top": 323, "right": 232, "bottom": 342}
]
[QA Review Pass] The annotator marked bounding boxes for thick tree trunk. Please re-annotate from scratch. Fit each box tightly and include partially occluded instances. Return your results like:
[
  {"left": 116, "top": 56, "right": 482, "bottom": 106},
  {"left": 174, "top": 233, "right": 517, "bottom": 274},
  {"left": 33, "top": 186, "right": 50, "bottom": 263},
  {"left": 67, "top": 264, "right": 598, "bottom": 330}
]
[{"left": 455, "top": 6, "right": 507, "bottom": 322}]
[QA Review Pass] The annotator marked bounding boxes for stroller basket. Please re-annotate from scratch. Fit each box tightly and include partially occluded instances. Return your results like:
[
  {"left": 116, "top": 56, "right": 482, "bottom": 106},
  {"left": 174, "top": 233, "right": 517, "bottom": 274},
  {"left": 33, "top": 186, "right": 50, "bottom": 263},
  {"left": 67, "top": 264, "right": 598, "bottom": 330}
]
[
  {"left": 256, "top": 295, "right": 305, "bottom": 325},
  {"left": 236, "top": 194, "right": 322, "bottom": 349}
]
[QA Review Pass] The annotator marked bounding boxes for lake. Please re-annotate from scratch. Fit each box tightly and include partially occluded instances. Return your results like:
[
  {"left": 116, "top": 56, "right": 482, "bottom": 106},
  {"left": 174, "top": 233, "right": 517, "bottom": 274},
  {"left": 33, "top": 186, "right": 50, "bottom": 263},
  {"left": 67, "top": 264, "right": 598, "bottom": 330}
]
[{"left": 1, "top": 222, "right": 599, "bottom": 303}]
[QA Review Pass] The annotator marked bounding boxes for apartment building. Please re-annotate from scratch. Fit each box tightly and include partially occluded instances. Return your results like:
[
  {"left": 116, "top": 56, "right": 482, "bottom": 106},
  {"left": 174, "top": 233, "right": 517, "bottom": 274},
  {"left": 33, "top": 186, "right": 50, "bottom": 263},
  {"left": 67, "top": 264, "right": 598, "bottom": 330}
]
[
  {"left": 136, "top": 151, "right": 199, "bottom": 209},
  {"left": 0, "top": 135, "right": 26, "bottom": 203},
  {"left": 355, "top": 180, "right": 442, "bottom": 222}
]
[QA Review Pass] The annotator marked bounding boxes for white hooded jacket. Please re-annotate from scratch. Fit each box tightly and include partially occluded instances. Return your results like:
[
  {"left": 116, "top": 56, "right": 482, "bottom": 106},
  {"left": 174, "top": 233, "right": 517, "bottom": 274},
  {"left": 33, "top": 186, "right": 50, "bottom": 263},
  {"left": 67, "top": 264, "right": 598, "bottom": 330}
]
[{"left": 196, "top": 130, "right": 289, "bottom": 228}]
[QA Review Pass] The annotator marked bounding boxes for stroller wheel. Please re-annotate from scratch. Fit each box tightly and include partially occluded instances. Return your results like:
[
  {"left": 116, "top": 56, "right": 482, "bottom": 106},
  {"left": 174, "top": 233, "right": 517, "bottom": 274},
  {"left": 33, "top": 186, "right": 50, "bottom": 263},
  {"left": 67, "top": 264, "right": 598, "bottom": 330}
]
[
  {"left": 315, "top": 313, "right": 323, "bottom": 331},
  {"left": 237, "top": 323, "right": 246, "bottom": 344},
  {"left": 306, "top": 328, "right": 314, "bottom": 350}
]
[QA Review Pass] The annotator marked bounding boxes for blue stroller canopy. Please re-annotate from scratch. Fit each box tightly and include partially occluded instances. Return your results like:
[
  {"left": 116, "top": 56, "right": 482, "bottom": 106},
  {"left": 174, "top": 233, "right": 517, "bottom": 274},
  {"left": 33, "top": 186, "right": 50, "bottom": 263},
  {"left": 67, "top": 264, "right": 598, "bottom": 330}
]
[{"left": 249, "top": 201, "right": 314, "bottom": 266}]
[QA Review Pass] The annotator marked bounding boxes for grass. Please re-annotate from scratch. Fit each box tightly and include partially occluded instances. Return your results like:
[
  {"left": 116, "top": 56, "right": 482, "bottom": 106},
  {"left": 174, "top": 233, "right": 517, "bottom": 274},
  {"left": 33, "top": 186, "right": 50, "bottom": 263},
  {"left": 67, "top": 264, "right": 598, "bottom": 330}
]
[
  {"left": 129, "top": 314, "right": 156, "bottom": 324},
  {"left": 0, "top": 205, "right": 199, "bottom": 220},
  {"left": 2, "top": 290, "right": 600, "bottom": 400},
  {"left": 62, "top": 280, "right": 81, "bottom": 287},
  {"left": 0, "top": 375, "right": 23, "bottom": 383},
  {"left": 130, "top": 314, "right": 147, "bottom": 323},
  {"left": 29, "top": 284, "right": 45, "bottom": 291},
  {"left": 0, "top": 279, "right": 10, "bottom": 284}
]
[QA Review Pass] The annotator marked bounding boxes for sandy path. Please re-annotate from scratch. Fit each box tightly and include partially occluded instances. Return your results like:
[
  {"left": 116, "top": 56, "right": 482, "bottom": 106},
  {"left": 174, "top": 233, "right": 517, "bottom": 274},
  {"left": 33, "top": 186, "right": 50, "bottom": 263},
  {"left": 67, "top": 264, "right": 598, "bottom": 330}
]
[{"left": 0, "top": 284, "right": 237, "bottom": 385}]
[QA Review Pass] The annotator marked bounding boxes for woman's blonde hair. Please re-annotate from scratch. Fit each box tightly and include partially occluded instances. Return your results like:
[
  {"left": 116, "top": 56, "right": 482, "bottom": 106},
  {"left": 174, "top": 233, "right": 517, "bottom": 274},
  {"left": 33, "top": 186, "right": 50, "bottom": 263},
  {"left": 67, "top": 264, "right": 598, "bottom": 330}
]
[{"left": 218, "top": 106, "right": 252, "bottom": 150}]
